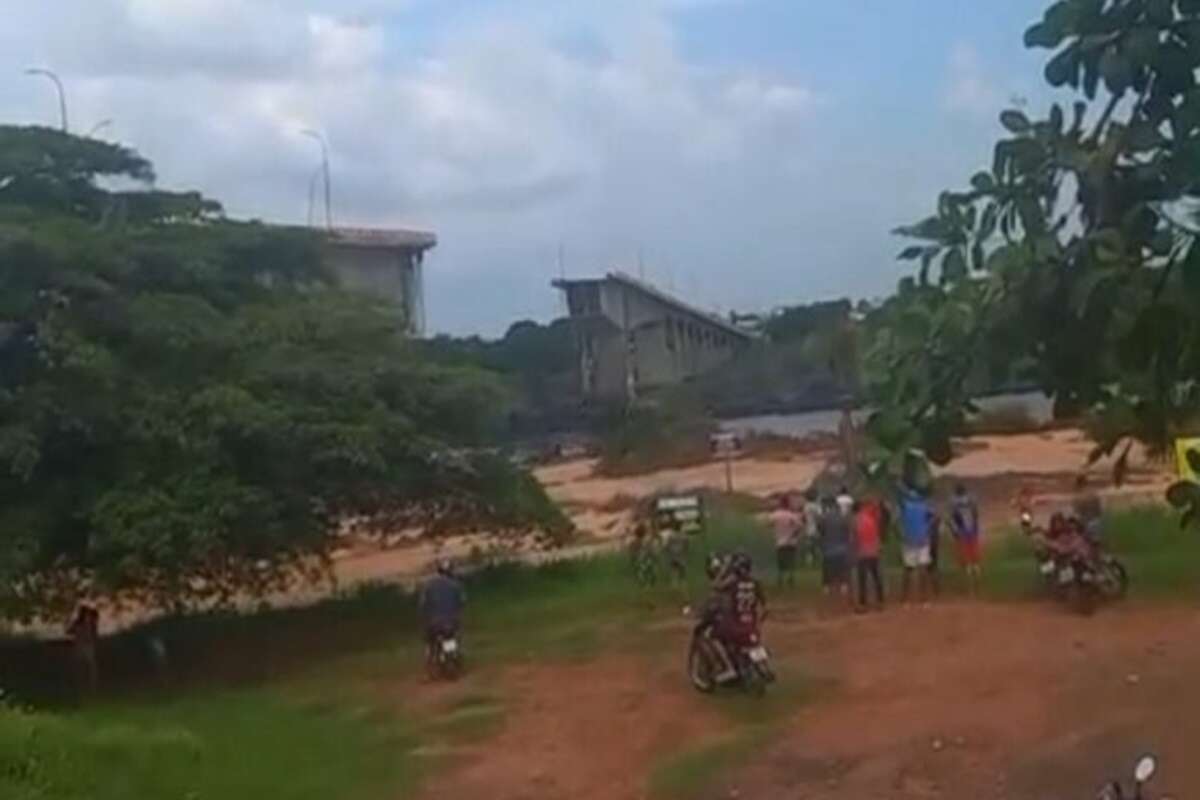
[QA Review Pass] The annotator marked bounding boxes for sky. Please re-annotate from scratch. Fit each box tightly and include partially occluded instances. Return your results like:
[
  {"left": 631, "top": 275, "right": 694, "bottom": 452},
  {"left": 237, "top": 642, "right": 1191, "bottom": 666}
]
[{"left": 0, "top": 0, "right": 1060, "bottom": 336}]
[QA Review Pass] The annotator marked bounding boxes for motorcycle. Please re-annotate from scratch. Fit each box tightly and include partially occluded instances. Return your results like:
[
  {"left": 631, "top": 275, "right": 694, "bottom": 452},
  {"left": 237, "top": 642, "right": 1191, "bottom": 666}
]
[
  {"left": 1021, "top": 513, "right": 1060, "bottom": 593},
  {"left": 1054, "top": 547, "right": 1129, "bottom": 614},
  {"left": 428, "top": 627, "right": 463, "bottom": 681},
  {"left": 1024, "top": 512, "right": 1128, "bottom": 614},
  {"left": 687, "top": 625, "right": 775, "bottom": 696},
  {"left": 1097, "top": 754, "right": 1167, "bottom": 800}
]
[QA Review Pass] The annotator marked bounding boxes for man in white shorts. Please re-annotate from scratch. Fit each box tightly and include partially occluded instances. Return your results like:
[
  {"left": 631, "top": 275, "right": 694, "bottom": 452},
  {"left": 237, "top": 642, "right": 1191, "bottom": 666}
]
[{"left": 899, "top": 485, "right": 933, "bottom": 604}]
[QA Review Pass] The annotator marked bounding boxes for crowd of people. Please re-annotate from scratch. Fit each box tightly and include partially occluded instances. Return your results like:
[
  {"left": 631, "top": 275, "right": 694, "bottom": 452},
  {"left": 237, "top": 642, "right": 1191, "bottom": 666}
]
[{"left": 768, "top": 482, "right": 983, "bottom": 612}]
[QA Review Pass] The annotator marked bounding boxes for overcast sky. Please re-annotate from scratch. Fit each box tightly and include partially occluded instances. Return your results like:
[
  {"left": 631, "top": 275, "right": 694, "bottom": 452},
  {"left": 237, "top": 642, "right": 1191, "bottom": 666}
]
[{"left": 1, "top": 0, "right": 1058, "bottom": 335}]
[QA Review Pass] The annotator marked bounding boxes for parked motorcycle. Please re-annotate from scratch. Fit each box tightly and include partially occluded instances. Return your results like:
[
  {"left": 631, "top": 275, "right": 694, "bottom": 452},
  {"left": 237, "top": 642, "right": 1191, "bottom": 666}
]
[
  {"left": 428, "top": 627, "right": 463, "bottom": 681},
  {"left": 687, "top": 625, "right": 774, "bottom": 696},
  {"left": 1097, "top": 754, "right": 1167, "bottom": 800}
]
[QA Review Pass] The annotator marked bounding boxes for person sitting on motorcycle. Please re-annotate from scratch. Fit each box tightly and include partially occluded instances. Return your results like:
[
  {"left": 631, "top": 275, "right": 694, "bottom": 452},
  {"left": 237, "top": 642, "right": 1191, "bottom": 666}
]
[
  {"left": 1044, "top": 513, "right": 1091, "bottom": 562},
  {"left": 419, "top": 558, "right": 466, "bottom": 672},
  {"left": 726, "top": 552, "right": 768, "bottom": 639},
  {"left": 695, "top": 552, "right": 739, "bottom": 684}
]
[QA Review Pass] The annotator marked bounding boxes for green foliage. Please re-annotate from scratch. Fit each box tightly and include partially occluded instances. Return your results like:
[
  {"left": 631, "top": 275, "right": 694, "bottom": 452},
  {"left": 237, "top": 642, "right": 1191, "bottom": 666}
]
[
  {"left": 0, "top": 690, "right": 419, "bottom": 800},
  {"left": 596, "top": 396, "right": 716, "bottom": 476},
  {"left": 0, "top": 126, "right": 564, "bottom": 622},
  {"left": 876, "top": 0, "right": 1200, "bottom": 496},
  {"left": 691, "top": 299, "right": 859, "bottom": 416},
  {"left": 420, "top": 318, "right": 579, "bottom": 433}
]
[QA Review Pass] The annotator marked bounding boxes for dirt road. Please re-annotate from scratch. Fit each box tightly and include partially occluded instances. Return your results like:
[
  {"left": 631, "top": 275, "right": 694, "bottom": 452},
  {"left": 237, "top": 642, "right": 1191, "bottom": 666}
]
[{"left": 422, "top": 601, "right": 1200, "bottom": 800}]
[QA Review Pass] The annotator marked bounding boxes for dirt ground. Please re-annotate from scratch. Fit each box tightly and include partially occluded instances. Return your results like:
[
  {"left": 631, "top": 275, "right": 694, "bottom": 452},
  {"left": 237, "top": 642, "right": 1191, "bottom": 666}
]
[
  {"left": 422, "top": 601, "right": 1200, "bottom": 800},
  {"left": 535, "top": 429, "right": 1173, "bottom": 542}
]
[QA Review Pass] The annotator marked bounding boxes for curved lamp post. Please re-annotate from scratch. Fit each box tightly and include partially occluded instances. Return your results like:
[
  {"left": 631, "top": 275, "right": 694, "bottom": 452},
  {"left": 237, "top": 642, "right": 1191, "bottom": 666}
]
[{"left": 24, "top": 68, "right": 68, "bottom": 132}]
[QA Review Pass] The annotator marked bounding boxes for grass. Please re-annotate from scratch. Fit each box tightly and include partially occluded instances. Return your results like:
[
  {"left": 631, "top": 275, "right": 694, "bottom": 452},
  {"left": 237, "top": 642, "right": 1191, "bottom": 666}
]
[
  {"left": 3, "top": 503, "right": 1196, "bottom": 800},
  {"left": 648, "top": 729, "right": 770, "bottom": 799},
  {"left": 0, "top": 689, "right": 422, "bottom": 800},
  {"left": 0, "top": 508, "right": 770, "bottom": 800}
]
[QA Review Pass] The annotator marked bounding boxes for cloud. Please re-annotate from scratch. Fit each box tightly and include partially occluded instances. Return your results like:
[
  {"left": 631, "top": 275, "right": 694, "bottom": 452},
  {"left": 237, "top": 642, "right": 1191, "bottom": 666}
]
[
  {"left": 0, "top": 0, "right": 829, "bottom": 333},
  {"left": 943, "top": 41, "right": 1004, "bottom": 116}
]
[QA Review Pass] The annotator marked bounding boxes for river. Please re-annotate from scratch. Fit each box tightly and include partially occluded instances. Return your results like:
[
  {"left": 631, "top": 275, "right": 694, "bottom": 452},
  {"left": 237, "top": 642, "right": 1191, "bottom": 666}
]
[{"left": 720, "top": 391, "right": 1055, "bottom": 439}]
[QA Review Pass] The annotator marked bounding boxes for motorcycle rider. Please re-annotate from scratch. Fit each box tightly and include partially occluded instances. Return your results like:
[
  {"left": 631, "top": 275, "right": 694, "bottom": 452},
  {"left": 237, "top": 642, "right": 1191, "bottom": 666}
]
[
  {"left": 698, "top": 551, "right": 770, "bottom": 685},
  {"left": 419, "top": 558, "right": 466, "bottom": 673},
  {"left": 727, "top": 551, "right": 768, "bottom": 642},
  {"left": 694, "top": 553, "right": 738, "bottom": 683}
]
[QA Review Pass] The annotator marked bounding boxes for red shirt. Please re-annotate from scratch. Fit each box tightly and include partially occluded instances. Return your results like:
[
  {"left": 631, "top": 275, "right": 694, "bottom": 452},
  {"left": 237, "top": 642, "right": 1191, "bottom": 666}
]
[{"left": 854, "top": 504, "right": 882, "bottom": 558}]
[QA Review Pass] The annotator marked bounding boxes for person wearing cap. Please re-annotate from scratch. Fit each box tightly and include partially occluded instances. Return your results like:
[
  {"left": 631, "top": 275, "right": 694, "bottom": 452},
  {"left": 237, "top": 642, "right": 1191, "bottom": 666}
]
[{"left": 419, "top": 559, "right": 466, "bottom": 673}]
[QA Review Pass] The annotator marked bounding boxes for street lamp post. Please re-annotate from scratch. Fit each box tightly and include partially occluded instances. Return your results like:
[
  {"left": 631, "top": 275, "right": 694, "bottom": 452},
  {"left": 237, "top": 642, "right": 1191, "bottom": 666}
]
[
  {"left": 300, "top": 129, "right": 332, "bottom": 230},
  {"left": 24, "top": 68, "right": 68, "bottom": 132},
  {"left": 306, "top": 165, "right": 322, "bottom": 228},
  {"left": 86, "top": 119, "right": 113, "bottom": 138}
]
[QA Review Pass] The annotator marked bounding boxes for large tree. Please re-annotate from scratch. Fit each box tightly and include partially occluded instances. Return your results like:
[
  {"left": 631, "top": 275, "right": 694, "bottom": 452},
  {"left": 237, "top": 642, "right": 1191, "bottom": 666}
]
[
  {"left": 0, "top": 126, "right": 566, "bottom": 622},
  {"left": 871, "top": 0, "right": 1200, "bottom": 501}
]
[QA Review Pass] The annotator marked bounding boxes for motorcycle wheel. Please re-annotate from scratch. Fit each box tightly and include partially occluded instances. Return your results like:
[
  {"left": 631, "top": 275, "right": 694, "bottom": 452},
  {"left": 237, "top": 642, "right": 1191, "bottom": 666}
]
[
  {"left": 688, "top": 640, "right": 717, "bottom": 694},
  {"left": 738, "top": 655, "right": 767, "bottom": 698},
  {"left": 440, "top": 652, "right": 463, "bottom": 680},
  {"left": 1103, "top": 560, "right": 1129, "bottom": 599}
]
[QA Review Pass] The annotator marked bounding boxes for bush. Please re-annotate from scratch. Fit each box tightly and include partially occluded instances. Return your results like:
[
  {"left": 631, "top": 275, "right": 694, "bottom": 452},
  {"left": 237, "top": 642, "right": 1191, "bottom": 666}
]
[{"left": 596, "top": 399, "right": 716, "bottom": 476}]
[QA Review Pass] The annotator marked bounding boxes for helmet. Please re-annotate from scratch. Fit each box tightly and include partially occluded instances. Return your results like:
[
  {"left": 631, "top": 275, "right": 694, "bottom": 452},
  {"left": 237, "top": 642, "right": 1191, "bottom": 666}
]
[
  {"left": 731, "top": 550, "right": 753, "bottom": 578},
  {"left": 436, "top": 558, "right": 455, "bottom": 577},
  {"left": 1020, "top": 511, "right": 1033, "bottom": 528}
]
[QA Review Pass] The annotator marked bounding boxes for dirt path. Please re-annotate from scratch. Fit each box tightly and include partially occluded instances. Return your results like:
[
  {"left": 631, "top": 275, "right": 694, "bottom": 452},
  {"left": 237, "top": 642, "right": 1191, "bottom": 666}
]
[
  {"left": 419, "top": 655, "right": 724, "bottom": 800},
  {"left": 420, "top": 601, "right": 1200, "bottom": 800},
  {"left": 729, "top": 603, "right": 1200, "bottom": 799}
]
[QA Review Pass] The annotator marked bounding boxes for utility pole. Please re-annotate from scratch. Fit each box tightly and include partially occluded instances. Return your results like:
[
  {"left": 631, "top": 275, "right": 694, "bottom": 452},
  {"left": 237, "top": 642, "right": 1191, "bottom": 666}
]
[
  {"left": 301, "top": 129, "right": 332, "bottom": 230},
  {"left": 24, "top": 68, "right": 68, "bottom": 132}
]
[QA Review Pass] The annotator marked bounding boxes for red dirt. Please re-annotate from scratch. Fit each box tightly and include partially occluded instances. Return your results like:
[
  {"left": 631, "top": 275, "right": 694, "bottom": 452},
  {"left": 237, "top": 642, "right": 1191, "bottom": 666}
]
[
  {"left": 420, "top": 655, "right": 723, "bottom": 800},
  {"left": 421, "top": 602, "right": 1200, "bottom": 800},
  {"left": 714, "top": 603, "right": 1200, "bottom": 799}
]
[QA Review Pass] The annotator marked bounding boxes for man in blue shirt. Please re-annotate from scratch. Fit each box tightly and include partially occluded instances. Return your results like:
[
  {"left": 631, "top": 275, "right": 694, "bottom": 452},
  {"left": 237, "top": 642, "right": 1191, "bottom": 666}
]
[{"left": 899, "top": 485, "right": 933, "bottom": 604}]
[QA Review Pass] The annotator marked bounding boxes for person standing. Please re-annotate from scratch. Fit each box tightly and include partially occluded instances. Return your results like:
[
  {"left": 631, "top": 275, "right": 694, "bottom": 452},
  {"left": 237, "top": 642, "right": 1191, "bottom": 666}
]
[
  {"left": 950, "top": 483, "right": 983, "bottom": 595},
  {"left": 1072, "top": 474, "right": 1103, "bottom": 544},
  {"left": 853, "top": 499, "right": 885, "bottom": 612},
  {"left": 817, "top": 495, "right": 852, "bottom": 607},
  {"left": 769, "top": 495, "right": 801, "bottom": 588},
  {"left": 898, "top": 484, "right": 933, "bottom": 605},
  {"left": 927, "top": 504, "right": 942, "bottom": 599},
  {"left": 659, "top": 513, "right": 689, "bottom": 585},
  {"left": 836, "top": 485, "right": 855, "bottom": 517},
  {"left": 67, "top": 603, "right": 100, "bottom": 699},
  {"left": 802, "top": 488, "right": 822, "bottom": 566}
]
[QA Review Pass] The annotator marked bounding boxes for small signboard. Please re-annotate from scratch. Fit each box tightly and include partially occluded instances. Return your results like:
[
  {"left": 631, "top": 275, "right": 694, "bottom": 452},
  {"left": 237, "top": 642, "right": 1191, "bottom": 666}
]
[
  {"left": 655, "top": 494, "right": 705, "bottom": 534},
  {"left": 709, "top": 431, "right": 742, "bottom": 456},
  {"left": 1176, "top": 437, "right": 1200, "bottom": 481}
]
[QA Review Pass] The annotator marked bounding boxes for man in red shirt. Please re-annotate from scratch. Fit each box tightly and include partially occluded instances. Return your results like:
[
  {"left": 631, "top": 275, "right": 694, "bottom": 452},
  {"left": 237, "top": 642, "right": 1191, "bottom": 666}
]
[{"left": 853, "top": 499, "right": 885, "bottom": 612}]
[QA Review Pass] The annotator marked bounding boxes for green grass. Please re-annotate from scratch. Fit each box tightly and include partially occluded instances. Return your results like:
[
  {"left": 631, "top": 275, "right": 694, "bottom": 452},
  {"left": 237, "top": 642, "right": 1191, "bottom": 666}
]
[
  {"left": 648, "top": 729, "right": 770, "bottom": 800},
  {"left": 0, "top": 508, "right": 774, "bottom": 800},
  {"left": 0, "top": 689, "right": 421, "bottom": 800}
]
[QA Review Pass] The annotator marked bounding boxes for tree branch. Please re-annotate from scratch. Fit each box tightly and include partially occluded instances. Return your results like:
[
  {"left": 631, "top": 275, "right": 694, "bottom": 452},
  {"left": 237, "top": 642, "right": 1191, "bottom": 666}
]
[{"left": 1088, "top": 93, "right": 1123, "bottom": 144}]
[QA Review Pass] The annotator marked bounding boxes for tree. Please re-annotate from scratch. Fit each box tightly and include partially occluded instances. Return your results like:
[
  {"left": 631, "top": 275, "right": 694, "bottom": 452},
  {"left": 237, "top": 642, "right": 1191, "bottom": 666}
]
[
  {"left": 0, "top": 126, "right": 567, "bottom": 622},
  {"left": 874, "top": 0, "right": 1200, "bottom": 519}
]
